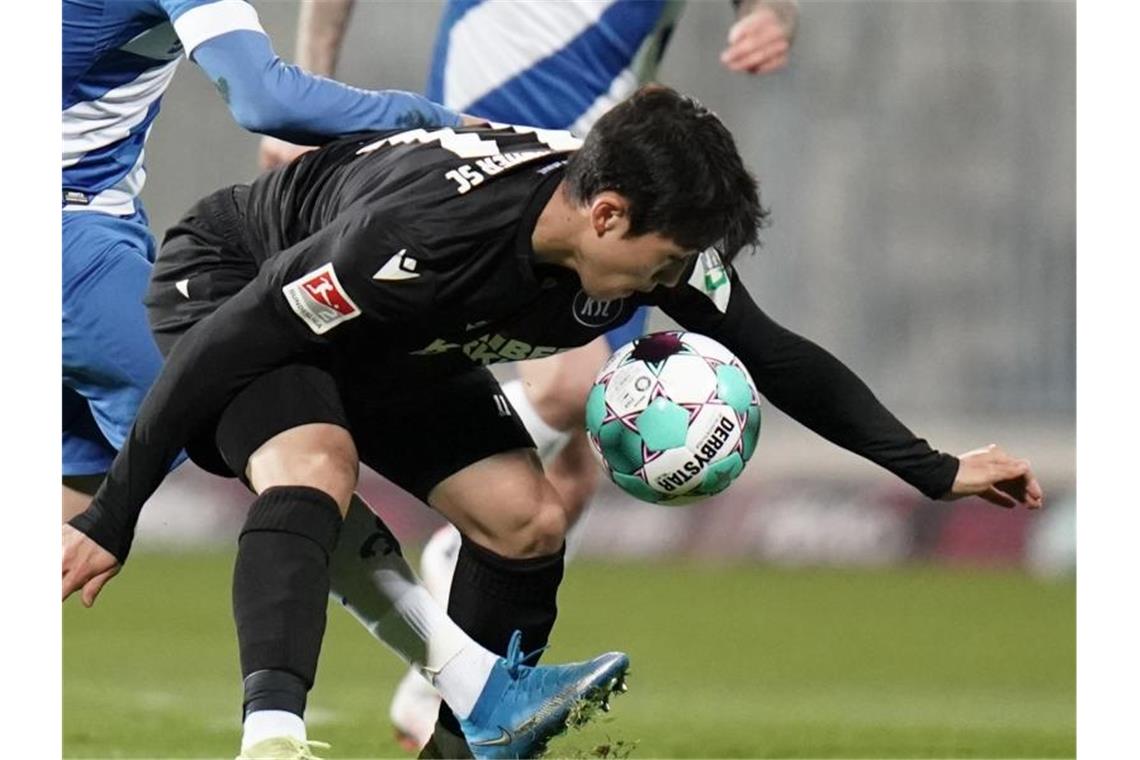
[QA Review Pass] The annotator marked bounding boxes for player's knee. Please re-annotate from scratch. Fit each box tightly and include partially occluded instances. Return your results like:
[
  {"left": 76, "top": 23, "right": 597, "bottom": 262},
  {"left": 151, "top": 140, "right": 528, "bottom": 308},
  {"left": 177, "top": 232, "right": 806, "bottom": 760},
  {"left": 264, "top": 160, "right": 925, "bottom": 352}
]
[
  {"left": 512, "top": 500, "right": 567, "bottom": 558},
  {"left": 495, "top": 485, "right": 568, "bottom": 559},
  {"left": 247, "top": 424, "right": 359, "bottom": 513},
  {"left": 299, "top": 449, "right": 358, "bottom": 509},
  {"left": 256, "top": 450, "right": 357, "bottom": 513}
]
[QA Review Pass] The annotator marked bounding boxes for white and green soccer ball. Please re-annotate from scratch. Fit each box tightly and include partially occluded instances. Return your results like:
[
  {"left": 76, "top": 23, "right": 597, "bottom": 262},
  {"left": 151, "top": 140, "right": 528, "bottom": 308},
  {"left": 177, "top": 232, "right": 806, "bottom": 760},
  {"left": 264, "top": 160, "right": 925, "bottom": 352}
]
[{"left": 585, "top": 331, "right": 761, "bottom": 505}]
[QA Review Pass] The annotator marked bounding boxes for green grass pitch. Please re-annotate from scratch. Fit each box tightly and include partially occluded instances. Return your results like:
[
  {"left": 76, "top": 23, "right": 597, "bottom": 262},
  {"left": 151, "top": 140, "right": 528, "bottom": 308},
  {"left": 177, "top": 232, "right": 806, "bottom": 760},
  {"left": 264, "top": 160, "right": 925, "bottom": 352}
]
[{"left": 63, "top": 552, "right": 1074, "bottom": 758}]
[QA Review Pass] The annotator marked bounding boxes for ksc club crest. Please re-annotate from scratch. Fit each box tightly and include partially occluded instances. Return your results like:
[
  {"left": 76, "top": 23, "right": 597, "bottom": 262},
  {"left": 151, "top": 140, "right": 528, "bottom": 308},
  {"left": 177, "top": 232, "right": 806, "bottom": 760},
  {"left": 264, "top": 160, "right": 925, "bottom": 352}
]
[{"left": 572, "top": 290, "right": 623, "bottom": 328}]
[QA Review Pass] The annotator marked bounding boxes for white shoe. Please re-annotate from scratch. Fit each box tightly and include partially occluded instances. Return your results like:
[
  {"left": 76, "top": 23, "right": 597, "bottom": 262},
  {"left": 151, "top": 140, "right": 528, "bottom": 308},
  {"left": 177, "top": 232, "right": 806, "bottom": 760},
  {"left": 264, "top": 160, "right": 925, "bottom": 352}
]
[
  {"left": 389, "top": 666, "right": 442, "bottom": 752},
  {"left": 236, "top": 737, "right": 330, "bottom": 759}
]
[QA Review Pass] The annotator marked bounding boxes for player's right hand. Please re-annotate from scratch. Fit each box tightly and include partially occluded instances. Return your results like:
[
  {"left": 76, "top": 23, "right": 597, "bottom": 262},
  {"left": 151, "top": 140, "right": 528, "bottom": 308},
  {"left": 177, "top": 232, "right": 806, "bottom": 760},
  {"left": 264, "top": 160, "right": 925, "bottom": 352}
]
[
  {"left": 944, "top": 443, "right": 1045, "bottom": 510},
  {"left": 62, "top": 524, "right": 121, "bottom": 608},
  {"left": 258, "top": 136, "right": 317, "bottom": 172}
]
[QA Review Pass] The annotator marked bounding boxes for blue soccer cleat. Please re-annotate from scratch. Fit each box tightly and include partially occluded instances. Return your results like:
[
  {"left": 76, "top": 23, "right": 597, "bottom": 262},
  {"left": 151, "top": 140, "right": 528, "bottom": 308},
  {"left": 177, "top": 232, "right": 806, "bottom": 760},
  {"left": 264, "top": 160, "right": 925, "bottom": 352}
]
[{"left": 459, "top": 630, "right": 630, "bottom": 759}]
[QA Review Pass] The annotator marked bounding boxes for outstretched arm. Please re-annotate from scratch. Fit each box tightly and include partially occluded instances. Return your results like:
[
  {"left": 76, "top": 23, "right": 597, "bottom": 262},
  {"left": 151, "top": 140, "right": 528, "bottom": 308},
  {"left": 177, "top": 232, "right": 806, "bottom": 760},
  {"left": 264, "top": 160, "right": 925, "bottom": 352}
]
[
  {"left": 191, "top": 31, "right": 461, "bottom": 143},
  {"left": 62, "top": 275, "right": 311, "bottom": 606},
  {"left": 63, "top": 274, "right": 315, "bottom": 588},
  {"left": 253, "top": 0, "right": 489, "bottom": 169},
  {"left": 165, "top": 0, "right": 460, "bottom": 146},
  {"left": 656, "top": 258, "right": 1043, "bottom": 508}
]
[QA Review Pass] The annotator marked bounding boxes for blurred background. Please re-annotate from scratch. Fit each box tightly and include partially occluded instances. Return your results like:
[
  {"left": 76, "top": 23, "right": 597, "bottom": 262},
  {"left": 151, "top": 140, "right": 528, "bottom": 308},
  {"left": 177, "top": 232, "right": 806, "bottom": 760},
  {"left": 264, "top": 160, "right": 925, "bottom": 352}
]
[{"left": 64, "top": 2, "right": 1075, "bottom": 758}]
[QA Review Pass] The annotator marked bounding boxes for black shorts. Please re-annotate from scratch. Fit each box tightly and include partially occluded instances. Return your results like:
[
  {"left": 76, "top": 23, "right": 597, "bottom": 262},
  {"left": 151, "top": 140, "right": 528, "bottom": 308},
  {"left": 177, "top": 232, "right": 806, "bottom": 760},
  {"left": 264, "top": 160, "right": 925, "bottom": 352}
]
[
  {"left": 217, "top": 362, "right": 533, "bottom": 502},
  {"left": 145, "top": 186, "right": 534, "bottom": 502},
  {"left": 145, "top": 185, "right": 259, "bottom": 356}
]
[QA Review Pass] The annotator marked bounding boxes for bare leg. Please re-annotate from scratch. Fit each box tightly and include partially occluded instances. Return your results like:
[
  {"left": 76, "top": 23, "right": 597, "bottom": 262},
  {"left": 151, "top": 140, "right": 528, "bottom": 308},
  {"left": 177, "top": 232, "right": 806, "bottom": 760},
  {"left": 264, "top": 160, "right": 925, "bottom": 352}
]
[
  {"left": 391, "top": 341, "right": 610, "bottom": 748},
  {"left": 424, "top": 450, "right": 569, "bottom": 746}
]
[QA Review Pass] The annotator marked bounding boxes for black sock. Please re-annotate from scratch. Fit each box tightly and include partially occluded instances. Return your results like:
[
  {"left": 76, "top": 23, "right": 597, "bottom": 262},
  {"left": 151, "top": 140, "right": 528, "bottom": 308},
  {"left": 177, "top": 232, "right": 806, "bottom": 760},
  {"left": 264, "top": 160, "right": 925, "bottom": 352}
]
[
  {"left": 436, "top": 538, "right": 566, "bottom": 733},
  {"left": 233, "top": 486, "right": 342, "bottom": 718},
  {"left": 242, "top": 669, "right": 308, "bottom": 717}
]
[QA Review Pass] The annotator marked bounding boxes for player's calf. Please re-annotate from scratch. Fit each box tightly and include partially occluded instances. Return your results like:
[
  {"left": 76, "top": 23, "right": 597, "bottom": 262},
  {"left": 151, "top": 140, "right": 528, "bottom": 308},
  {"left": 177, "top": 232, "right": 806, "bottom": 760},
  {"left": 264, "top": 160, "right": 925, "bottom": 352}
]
[
  {"left": 235, "top": 423, "right": 359, "bottom": 753},
  {"left": 235, "top": 485, "right": 343, "bottom": 753}
]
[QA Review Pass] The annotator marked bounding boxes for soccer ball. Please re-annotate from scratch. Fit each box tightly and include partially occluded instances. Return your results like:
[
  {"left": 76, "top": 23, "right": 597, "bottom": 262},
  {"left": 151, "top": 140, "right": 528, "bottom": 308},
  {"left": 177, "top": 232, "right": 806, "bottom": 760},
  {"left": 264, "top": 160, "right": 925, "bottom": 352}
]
[{"left": 585, "top": 331, "right": 761, "bottom": 505}]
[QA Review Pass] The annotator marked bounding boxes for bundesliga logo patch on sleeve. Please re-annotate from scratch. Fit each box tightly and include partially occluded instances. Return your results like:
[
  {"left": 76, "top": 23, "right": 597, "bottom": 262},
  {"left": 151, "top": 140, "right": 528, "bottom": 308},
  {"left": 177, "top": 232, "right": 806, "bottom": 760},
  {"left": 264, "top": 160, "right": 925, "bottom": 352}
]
[
  {"left": 283, "top": 263, "right": 362, "bottom": 335},
  {"left": 687, "top": 247, "right": 731, "bottom": 313}
]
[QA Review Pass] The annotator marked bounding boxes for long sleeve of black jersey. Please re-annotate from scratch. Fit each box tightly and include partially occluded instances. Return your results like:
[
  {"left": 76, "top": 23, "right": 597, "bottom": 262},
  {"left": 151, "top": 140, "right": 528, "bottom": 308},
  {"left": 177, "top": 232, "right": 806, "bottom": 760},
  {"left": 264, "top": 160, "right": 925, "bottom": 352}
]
[
  {"left": 69, "top": 211, "right": 439, "bottom": 564},
  {"left": 654, "top": 256, "right": 959, "bottom": 499},
  {"left": 68, "top": 276, "right": 315, "bottom": 564}
]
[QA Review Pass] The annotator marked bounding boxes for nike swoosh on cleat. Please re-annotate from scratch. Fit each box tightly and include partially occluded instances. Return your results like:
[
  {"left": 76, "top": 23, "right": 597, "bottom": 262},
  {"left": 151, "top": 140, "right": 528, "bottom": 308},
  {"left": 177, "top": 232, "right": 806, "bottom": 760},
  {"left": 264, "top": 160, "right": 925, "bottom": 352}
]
[{"left": 470, "top": 727, "right": 513, "bottom": 747}]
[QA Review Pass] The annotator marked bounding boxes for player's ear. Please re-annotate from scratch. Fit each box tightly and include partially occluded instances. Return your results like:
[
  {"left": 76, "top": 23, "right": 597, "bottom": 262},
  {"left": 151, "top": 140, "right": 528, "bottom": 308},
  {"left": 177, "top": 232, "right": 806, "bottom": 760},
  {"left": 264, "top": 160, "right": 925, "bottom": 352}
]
[{"left": 590, "top": 192, "right": 630, "bottom": 238}]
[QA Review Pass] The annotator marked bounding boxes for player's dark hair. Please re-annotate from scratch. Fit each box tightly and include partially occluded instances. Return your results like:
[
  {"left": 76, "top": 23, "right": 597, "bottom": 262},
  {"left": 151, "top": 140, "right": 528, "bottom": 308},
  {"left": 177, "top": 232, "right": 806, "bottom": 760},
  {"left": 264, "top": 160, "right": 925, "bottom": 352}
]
[{"left": 564, "top": 86, "right": 768, "bottom": 263}]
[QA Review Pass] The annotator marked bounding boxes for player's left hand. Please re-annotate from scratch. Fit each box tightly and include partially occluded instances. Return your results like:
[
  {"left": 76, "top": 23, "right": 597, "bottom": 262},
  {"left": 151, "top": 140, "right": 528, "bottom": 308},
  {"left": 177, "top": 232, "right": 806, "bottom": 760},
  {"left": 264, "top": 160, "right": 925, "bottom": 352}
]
[
  {"left": 258, "top": 136, "right": 317, "bottom": 172},
  {"left": 62, "top": 524, "right": 121, "bottom": 608},
  {"left": 460, "top": 113, "right": 491, "bottom": 127},
  {"left": 944, "top": 443, "right": 1045, "bottom": 509},
  {"left": 720, "top": 2, "right": 798, "bottom": 75}
]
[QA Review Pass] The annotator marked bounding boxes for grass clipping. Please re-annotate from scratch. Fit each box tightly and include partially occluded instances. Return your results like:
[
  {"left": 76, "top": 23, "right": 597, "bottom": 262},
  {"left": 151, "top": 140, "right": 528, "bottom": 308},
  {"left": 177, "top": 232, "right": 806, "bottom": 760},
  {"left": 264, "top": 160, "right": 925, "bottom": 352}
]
[{"left": 543, "top": 681, "right": 638, "bottom": 759}]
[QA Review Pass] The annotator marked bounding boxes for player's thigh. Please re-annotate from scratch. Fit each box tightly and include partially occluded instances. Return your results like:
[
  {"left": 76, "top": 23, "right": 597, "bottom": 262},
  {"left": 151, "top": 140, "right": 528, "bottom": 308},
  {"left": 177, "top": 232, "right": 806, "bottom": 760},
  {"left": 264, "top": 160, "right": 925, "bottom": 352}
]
[
  {"left": 515, "top": 338, "right": 612, "bottom": 430},
  {"left": 205, "top": 363, "right": 359, "bottom": 511},
  {"left": 352, "top": 368, "right": 566, "bottom": 558},
  {"left": 62, "top": 211, "right": 163, "bottom": 468}
]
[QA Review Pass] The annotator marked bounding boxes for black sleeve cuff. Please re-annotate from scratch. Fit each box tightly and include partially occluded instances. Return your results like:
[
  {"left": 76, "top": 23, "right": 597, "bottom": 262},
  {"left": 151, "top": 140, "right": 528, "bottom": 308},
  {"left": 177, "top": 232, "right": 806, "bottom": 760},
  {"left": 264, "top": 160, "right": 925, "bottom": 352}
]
[
  {"left": 913, "top": 452, "right": 960, "bottom": 500},
  {"left": 68, "top": 508, "right": 134, "bottom": 566}
]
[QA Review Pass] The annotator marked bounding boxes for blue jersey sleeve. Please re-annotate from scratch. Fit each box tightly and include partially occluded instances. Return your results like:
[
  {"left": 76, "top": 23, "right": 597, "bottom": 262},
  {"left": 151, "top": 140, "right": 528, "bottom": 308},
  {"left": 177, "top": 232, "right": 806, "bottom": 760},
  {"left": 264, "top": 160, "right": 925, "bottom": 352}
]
[
  {"left": 161, "top": 0, "right": 462, "bottom": 142},
  {"left": 191, "top": 31, "right": 462, "bottom": 143},
  {"left": 162, "top": 0, "right": 265, "bottom": 43}
]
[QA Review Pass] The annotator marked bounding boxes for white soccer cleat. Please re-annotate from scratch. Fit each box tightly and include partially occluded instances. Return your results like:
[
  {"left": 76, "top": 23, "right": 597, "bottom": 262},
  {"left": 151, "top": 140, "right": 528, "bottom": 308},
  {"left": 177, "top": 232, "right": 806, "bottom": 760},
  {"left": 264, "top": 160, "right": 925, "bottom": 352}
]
[
  {"left": 235, "top": 737, "right": 330, "bottom": 759},
  {"left": 389, "top": 667, "right": 442, "bottom": 752}
]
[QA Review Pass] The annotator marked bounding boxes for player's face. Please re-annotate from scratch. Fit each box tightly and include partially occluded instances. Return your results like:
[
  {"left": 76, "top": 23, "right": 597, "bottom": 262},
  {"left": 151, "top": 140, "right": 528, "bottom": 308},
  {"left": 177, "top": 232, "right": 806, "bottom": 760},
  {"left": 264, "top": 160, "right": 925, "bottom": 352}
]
[
  {"left": 576, "top": 194, "right": 697, "bottom": 300},
  {"left": 578, "top": 232, "right": 695, "bottom": 301}
]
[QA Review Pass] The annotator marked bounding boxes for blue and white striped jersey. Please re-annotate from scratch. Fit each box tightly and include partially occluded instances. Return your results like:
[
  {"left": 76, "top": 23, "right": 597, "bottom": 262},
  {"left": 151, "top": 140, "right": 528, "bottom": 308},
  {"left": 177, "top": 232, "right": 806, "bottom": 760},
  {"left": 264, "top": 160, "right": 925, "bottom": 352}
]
[
  {"left": 428, "top": 0, "right": 686, "bottom": 133},
  {"left": 62, "top": 0, "right": 262, "bottom": 214}
]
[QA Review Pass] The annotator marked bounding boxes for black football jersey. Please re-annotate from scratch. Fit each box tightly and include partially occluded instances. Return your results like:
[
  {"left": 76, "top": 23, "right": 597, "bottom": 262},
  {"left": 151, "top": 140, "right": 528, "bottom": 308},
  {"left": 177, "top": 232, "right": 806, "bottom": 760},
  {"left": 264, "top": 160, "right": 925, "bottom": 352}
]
[{"left": 73, "top": 124, "right": 959, "bottom": 563}]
